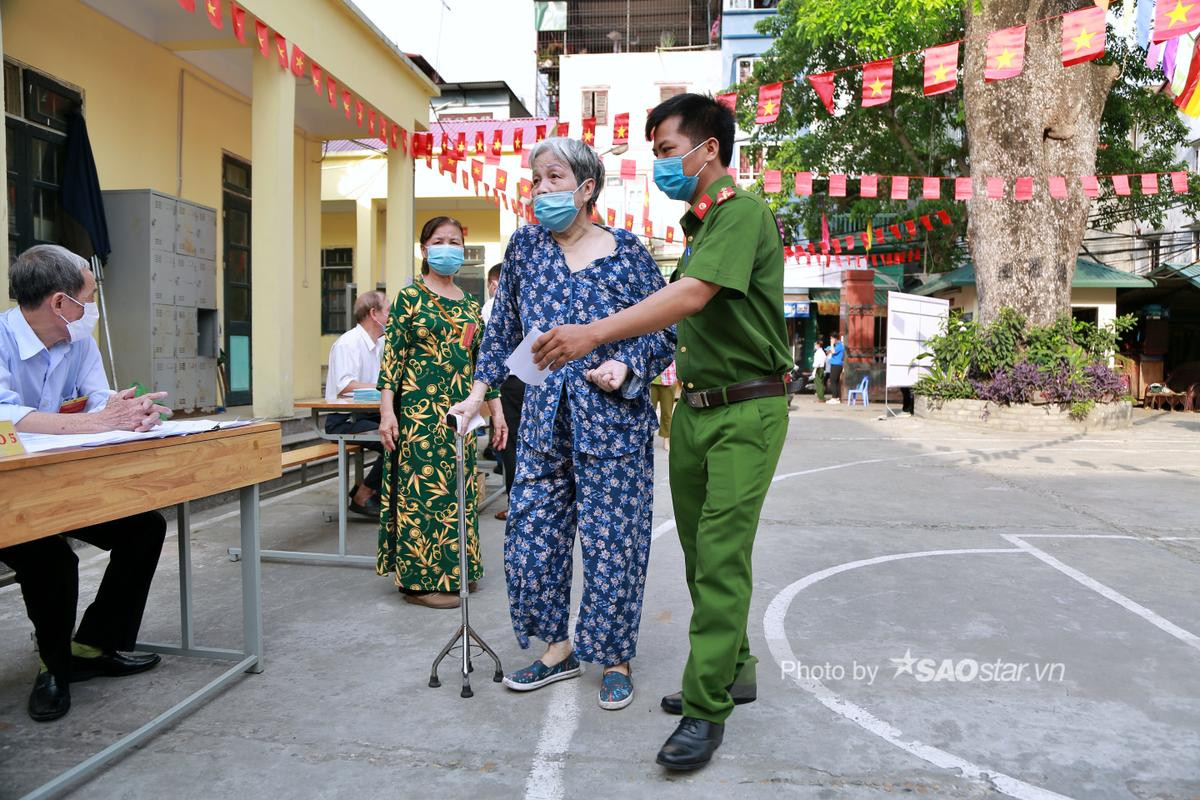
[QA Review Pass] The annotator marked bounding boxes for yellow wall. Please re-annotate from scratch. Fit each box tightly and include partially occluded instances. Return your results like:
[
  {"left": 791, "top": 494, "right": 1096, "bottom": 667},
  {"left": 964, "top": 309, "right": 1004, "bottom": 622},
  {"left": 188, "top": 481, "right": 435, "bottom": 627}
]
[{"left": 322, "top": 212, "right": 357, "bottom": 248}]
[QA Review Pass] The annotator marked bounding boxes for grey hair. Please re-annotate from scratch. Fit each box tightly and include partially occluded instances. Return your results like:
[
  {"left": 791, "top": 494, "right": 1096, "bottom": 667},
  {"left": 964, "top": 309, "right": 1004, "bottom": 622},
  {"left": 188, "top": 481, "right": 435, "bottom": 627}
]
[
  {"left": 353, "top": 290, "right": 387, "bottom": 324},
  {"left": 529, "top": 136, "right": 605, "bottom": 213},
  {"left": 11, "top": 245, "right": 89, "bottom": 308}
]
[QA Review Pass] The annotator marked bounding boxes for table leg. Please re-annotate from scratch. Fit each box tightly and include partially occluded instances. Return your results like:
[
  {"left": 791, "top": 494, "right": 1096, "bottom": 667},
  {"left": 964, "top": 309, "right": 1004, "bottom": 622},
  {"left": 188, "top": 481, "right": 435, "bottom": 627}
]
[
  {"left": 239, "top": 484, "right": 263, "bottom": 673},
  {"left": 177, "top": 502, "right": 194, "bottom": 650},
  {"left": 338, "top": 437, "right": 348, "bottom": 557}
]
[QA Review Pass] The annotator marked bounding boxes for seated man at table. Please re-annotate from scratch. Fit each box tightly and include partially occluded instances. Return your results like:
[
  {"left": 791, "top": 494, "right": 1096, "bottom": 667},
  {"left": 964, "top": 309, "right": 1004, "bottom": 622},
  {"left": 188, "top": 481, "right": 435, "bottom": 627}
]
[
  {"left": 0, "top": 244, "right": 172, "bottom": 722},
  {"left": 325, "top": 290, "right": 388, "bottom": 518}
]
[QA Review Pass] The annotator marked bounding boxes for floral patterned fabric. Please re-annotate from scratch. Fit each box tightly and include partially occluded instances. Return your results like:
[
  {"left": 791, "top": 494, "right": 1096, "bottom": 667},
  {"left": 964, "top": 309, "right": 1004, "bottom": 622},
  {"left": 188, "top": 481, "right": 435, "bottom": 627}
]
[
  {"left": 475, "top": 225, "right": 676, "bottom": 456},
  {"left": 474, "top": 223, "right": 675, "bottom": 665},
  {"left": 376, "top": 282, "right": 497, "bottom": 592}
]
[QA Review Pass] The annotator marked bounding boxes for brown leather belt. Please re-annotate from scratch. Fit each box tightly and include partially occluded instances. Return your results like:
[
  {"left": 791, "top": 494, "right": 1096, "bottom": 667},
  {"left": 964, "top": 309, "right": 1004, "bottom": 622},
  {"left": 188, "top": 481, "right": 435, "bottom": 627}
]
[{"left": 682, "top": 375, "right": 790, "bottom": 410}]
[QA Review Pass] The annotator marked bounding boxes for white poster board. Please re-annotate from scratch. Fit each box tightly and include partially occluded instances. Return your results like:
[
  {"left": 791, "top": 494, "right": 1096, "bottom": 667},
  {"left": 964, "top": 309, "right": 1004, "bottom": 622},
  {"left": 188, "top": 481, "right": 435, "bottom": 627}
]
[{"left": 886, "top": 291, "right": 950, "bottom": 388}]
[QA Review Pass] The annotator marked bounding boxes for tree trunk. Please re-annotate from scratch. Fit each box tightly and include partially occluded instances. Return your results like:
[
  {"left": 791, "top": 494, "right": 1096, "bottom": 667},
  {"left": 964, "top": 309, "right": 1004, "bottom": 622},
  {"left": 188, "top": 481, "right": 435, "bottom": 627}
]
[{"left": 964, "top": 0, "right": 1118, "bottom": 326}]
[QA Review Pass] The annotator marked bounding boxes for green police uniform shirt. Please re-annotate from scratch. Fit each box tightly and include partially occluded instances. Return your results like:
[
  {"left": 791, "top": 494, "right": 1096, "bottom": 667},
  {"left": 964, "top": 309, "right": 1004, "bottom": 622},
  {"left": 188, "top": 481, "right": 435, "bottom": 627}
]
[{"left": 673, "top": 175, "right": 791, "bottom": 392}]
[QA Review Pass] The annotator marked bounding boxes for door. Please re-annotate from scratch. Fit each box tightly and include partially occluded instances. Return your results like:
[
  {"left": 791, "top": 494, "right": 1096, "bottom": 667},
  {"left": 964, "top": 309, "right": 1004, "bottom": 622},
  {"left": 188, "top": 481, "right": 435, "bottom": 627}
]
[{"left": 222, "top": 155, "right": 252, "bottom": 406}]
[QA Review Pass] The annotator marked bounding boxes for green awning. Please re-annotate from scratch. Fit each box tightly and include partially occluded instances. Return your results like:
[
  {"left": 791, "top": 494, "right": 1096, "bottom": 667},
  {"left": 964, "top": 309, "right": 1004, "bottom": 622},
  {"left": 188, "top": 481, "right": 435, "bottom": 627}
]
[
  {"left": 913, "top": 257, "right": 1154, "bottom": 296},
  {"left": 1148, "top": 262, "right": 1200, "bottom": 290}
]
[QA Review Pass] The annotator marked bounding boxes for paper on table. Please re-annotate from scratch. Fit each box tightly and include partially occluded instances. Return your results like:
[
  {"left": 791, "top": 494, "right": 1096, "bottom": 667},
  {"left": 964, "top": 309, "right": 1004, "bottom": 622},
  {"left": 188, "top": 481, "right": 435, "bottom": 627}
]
[
  {"left": 504, "top": 327, "right": 551, "bottom": 386},
  {"left": 16, "top": 418, "right": 258, "bottom": 454}
]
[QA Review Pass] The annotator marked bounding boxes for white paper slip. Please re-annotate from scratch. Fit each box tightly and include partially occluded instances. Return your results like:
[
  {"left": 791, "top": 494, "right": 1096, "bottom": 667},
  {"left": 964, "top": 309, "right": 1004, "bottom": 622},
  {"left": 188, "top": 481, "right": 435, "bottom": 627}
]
[
  {"left": 17, "top": 418, "right": 258, "bottom": 454},
  {"left": 504, "top": 327, "right": 551, "bottom": 386},
  {"left": 445, "top": 411, "right": 488, "bottom": 437}
]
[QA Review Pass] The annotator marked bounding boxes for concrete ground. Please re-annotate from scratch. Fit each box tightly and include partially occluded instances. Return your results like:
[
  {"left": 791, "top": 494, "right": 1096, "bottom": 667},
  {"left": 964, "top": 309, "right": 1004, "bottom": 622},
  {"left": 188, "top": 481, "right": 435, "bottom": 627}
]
[{"left": 1, "top": 404, "right": 1198, "bottom": 799}]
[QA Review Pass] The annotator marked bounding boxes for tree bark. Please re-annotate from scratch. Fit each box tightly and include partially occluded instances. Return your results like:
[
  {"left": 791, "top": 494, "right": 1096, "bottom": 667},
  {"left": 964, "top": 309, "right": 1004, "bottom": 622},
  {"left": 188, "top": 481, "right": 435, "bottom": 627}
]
[{"left": 964, "top": 0, "right": 1118, "bottom": 326}]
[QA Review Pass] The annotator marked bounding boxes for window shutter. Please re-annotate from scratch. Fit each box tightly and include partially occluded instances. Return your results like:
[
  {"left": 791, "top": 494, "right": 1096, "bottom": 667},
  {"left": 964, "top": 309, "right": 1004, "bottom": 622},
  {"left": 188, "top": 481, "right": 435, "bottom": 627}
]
[{"left": 594, "top": 90, "right": 608, "bottom": 125}]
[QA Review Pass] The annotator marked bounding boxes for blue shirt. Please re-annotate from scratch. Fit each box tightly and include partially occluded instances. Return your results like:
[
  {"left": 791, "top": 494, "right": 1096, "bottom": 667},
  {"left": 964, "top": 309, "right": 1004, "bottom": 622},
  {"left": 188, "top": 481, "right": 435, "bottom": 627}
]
[
  {"left": 828, "top": 340, "right": 845, "bottom": 366},
  {"left": 0, "top": 306, "right": 112, "bottom": 424},
  {"left": 476, "top": 225, "right": 676, "bottom": 457}
]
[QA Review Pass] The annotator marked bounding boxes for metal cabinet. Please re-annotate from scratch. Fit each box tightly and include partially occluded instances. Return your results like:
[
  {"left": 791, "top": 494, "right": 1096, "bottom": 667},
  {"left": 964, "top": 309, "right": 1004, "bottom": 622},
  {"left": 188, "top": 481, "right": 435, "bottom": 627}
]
[{"left": 101, "top": 190, "right": 220, "bottom": 411}]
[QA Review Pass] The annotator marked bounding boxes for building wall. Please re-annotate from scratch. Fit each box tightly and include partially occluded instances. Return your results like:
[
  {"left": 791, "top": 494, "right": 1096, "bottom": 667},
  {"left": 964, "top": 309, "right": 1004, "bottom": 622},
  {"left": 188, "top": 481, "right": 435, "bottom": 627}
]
[
  {"left": 932, "top": 285, "right": 1116, "bottom": 327},
  {"left": 719, "top": 7, "right": 777, "bottom": 88}
]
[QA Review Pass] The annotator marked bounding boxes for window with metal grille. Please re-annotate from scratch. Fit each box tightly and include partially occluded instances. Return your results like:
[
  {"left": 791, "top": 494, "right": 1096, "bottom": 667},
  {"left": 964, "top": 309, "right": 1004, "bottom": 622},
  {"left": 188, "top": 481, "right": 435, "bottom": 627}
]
[
  {"left": 321, "top": 247, "right": 354, "bottom": 335},
  {"left": 582, "top": 89, "right": 609, "bottom": 125},
  {"left": 659, "top": 85, "right": 687, "bottom": 102}
]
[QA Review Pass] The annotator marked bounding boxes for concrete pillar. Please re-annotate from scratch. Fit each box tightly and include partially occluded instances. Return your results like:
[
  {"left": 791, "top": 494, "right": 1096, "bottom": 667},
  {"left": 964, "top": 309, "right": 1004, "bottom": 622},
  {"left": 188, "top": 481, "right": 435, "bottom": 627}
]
[
  {"left": 0, "top": 8, "right": 9, "bottom": 308},
  {"left": 355, "top": 198, "right": 376, "bottom": 294},
  {"left": 384, "top": 145, "right": 414, "bottom": 292},
  {"left": 840, "top": 269, "right": 876, "bottom": 401},
  {"left": 250, "top": 54, "right": 295, "bottom": 419}
]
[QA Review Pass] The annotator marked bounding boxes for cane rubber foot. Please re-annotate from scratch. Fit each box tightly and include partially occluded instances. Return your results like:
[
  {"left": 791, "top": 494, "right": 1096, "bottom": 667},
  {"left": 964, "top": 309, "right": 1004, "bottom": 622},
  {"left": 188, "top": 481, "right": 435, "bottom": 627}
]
[
  {"left": 492, "top": 671, "right": 503, "bottom": 683},
  {"left": 461, "top": 686, "right": 473, "bottom": 698},
  {"left": 429, "top": 676, "right": 441, "bottom": 688}
]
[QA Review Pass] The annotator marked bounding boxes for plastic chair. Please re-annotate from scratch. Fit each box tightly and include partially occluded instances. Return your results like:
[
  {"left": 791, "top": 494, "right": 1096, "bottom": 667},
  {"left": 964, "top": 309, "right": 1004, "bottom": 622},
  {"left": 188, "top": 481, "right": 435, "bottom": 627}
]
[{"left": 847, "top": 376, "right": 869, "bottom": 406}]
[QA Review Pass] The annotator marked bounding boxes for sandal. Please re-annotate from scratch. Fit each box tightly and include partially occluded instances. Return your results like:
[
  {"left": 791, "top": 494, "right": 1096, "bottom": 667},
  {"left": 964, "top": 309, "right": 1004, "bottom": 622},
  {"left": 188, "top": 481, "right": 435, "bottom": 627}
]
[{"left": 598, "top": 668, "right": 634, "bottom": 710}]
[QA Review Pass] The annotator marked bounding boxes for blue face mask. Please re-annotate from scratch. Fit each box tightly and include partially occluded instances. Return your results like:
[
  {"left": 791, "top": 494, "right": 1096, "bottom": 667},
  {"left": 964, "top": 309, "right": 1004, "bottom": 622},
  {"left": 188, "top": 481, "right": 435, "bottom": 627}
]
[
  {"left": 653, "top": 140, "right": 711, "bottom": 202},
  {"left": 533, "top": 184, "right": 587, "bottom": 233},
  {"left": 425, "top": 244, "right": 464, "bottom": 275}
]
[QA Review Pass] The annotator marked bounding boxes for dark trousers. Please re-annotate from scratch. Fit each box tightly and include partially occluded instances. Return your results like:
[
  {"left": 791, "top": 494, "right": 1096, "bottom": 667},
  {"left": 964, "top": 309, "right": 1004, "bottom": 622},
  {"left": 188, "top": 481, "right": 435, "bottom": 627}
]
[
  {"left": 326, "top": 413, "right": 383, "bottom": 492},
  {"left": 827, "top": 364, "right": 843, "bottom": 399},
  {"left": 0, "top": 511, "right": 166, "bottom": 679},
  {"left": 500, "top": 375, "right": 526, "bottom": 498}
]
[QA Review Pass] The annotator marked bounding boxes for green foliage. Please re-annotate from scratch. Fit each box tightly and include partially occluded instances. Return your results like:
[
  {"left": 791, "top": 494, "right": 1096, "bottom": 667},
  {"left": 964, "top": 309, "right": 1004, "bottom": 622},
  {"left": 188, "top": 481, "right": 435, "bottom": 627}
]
[
  {"left": 1069, "top": 399, "right": 1096, "bottom": 421},
  {"left": 975, "top": 307, "right": 1024, "bottom": 375},
  {"left": 740, "top": 0, "right": 1200, "bottom": 266}
]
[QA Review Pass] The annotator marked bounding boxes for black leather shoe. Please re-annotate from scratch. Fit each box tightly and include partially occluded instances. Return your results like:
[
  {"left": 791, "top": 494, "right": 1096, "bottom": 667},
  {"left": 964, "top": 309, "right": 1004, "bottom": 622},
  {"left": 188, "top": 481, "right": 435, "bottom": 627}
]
[
  {"left": 348, "top": 493, "right": 381, "bottom": 519},
  {"left": 660, "top": 682, "right": 756, "bottom": 715},
  {"left": 71, "top": 651, "right": 161, "bottom": 682},
  {"left": 656, "top": 716, "right": 724, "bottom": 771},
  {"left": 28, "top": 672, "right": 71, "bottom": 722}
]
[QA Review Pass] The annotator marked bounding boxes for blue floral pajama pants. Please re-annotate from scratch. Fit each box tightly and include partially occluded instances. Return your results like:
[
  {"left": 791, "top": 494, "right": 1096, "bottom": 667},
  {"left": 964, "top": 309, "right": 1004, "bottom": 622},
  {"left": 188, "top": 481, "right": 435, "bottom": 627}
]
[{"left": 504, "top": 400, "right": 655, "bottom": 666}]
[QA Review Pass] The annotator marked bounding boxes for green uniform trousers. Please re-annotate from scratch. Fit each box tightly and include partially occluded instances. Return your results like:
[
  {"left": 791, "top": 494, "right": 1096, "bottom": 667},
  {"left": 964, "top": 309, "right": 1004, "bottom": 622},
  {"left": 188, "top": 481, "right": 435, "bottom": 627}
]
[{"left": 669, "top": 394, "right": 789, "bottom": 723}]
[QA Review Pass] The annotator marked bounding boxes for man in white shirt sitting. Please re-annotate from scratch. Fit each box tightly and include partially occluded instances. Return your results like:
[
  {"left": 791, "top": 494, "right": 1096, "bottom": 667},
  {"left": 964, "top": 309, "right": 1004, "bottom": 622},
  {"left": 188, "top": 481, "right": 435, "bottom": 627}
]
[
  {"left": 0, "top": 245, "right": 172, "bottom": 722},
  {"left": 325, "top": 290, "right": 387, "bottom": 517}
]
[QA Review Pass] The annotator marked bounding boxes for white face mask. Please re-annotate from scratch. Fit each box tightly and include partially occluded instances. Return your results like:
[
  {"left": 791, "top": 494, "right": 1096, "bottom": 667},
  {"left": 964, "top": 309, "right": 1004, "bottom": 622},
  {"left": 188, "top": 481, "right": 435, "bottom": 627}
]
[{"left": 59, "top": 294, "right": 99, "bottom": 343}]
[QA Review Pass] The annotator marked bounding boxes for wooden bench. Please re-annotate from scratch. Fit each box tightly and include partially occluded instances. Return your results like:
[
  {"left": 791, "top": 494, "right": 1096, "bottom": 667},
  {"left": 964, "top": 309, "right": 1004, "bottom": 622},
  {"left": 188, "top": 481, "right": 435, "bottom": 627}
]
[{"left": 281, "top": 442, "right": 363, "bottom": 487}]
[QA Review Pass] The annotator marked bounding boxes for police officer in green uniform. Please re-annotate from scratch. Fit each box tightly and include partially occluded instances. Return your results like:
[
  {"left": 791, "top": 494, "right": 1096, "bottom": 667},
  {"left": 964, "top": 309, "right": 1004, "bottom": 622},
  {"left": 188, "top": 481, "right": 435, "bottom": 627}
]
[{"left": 532, "top": 93, "right": 790, "bottom": 771}]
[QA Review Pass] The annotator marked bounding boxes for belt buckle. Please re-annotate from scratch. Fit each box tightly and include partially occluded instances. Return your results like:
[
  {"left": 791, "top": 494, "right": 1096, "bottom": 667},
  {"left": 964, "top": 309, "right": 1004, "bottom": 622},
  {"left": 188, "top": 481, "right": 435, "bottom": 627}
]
[{"left": 689, "top": 391, "right": 709, "bottom": 409}]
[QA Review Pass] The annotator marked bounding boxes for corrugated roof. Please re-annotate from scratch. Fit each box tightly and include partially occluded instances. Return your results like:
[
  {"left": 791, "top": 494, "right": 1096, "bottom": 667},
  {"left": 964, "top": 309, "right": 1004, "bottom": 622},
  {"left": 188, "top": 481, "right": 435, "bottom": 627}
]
[
  {"left": 1149, "top": 261, "right": 1200, "bottom": 289},
  {"left": 913, "top": 257, "right": 1154, "bottom": 296}
]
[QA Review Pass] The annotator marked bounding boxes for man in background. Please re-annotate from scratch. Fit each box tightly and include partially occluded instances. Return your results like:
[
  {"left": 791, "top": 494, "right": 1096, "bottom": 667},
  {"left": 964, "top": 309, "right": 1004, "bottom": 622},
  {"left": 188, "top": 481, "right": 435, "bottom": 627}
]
[{"left": 325, "top": 290, "right": 387, "bottom": 517}]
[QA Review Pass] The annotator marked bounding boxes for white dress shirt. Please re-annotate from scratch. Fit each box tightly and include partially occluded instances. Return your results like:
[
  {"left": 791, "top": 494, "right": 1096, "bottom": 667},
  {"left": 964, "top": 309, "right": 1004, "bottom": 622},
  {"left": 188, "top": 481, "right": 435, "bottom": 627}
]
[
  {"left": 325, "top": 323, "right": 382, "bottom": 401},
  {"left": 481, "top": 296, "right": 495, "bottom": 324},
  {"left": 0, "top": 306, "right": 113, "bottom": 424}
]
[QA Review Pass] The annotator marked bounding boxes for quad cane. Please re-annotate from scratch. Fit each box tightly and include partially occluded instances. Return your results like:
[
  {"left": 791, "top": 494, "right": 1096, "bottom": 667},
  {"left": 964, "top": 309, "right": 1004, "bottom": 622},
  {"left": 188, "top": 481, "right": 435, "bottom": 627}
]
[{"left": 429, "top": 411, "right": 503, "bottom": 697}]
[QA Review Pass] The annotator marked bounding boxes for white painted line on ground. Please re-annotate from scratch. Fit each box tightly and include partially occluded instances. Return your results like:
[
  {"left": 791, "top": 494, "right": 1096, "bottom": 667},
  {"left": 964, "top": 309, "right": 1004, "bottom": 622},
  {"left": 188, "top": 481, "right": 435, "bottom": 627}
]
[
  {"left": 1003, "top": 535, "right": 1200, "bottom": 654},
  {"left": 1017, "top": 534, "right": 1200, "bottom": 540},
  {"left": 763, "top": 548, "right": 1075, "bottom": 800},
  {"left": 523, "top": 680, "right": 583, "bottom": 800}
]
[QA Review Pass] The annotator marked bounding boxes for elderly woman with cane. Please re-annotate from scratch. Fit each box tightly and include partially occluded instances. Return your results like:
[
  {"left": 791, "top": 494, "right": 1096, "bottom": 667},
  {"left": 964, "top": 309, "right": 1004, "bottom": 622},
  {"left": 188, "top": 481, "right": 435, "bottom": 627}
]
[{"left": 448, "top": 136, "right": 675, "bottom": 710}]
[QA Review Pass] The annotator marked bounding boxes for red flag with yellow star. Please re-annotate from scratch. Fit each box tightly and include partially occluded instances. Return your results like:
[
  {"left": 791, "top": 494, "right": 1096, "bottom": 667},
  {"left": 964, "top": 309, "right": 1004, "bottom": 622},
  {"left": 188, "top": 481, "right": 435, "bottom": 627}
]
[
  {"left": 643, "top": 220, "right": 653, "bottom": 238},
  {"left": 495, "top": 169, "right": 508, "bottom": 192},
  {"left": 535, "top": 125, "right": 547, "bottom": 143},
  {"left": 985, "top": 25, "right": 1026, "bottom": 81},
  {"left": 606, "top": 209, "right": 616, "bottom": 227},
  {"left": 205, "top": 0, "right": 222, "bottom": 28},
  {"left": 716, "top": 92, "right": 737, "bottom": 113},
  {"left": 474, "top": 131, "right": 485, "bottom": 154},
  {"left": 326, "top": 79, "right": 337, "bottom": 108},
  {"left": 179, "top": 0, "right": 196, "bottom": 10},
  {"left": 923, "top": 43, "right": 958, "bottom": 96},
  {"left": 291, "top": 44, "right": 307, "bottom": 78},
  {"left": 230, "top": 3, "right": 246, "bottom": 42},
  {"left": 861, "top": 59, "right": 893, "bottom": 107},
  {"left": 491, "top": 130, "right": 503, "bottom": 156},
  {"left": 1155, "top": 0, "right": 1200, "bottom": 42},
  {"left": 624, "top": 213, "right": 634, "bottom": 232},
  {"left": 513, "top": 129, "right": 524, "bottom": 153},
  {"left": 806, "top": 73, "right": 836, "bottom": 115},
  {"left": 255, "top": 21, "right": 270, "bottom": 58},
  {"left": 666, "top": 226, "right": 675, "bottom": 244},
  {"left": 755, "top": 82, "right": 783, "bottom": 124},
  {"left": 367, "top": 110, "right": 376, "bottom": 137},
  {"left": 310, "top": 63, "right": 322, "bottom": 94},
  {"left": 556, "top": 121, "right": 569, "bottom": 137},
  {"left": 1061, "top": 6, "right": 1106, "bottom": 67},
  {"left": 582, "top": 118, "right": 597, "bottom": 146},
  {"left": 355, "top": 100, "right": 364, "bottom": 128},
  {"left": 471, "top": 160, "right": 484, "bottom": 183},
  {"left": 518, "top": 178, "right": 532, "bottom": 201},
  {"left": 275, "top": 34, "right": 289, "bottom": 70},
  {"left": 612, "top": 113, "right": 630, "bottom": 145},
  {"left": 342, "top": 90, "right": 352, "bottom": 120},
  {"left": 456, "top": 132, "right": 467, "bottom": 158}
]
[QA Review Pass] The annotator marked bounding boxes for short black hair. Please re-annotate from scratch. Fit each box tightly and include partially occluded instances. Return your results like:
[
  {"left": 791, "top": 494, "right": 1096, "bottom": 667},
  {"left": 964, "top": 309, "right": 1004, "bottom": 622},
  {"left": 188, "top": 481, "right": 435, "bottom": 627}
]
[
  {"left": 645, "top": 93, "right": 735, "bottom": 168},
  {"left": 487, "top": 264, "right": 502, "bottom": 282}
]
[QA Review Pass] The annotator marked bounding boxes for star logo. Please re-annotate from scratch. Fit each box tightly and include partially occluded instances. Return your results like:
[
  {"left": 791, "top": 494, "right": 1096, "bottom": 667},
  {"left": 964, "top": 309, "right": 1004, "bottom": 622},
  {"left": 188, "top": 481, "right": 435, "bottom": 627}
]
[
  {"left": 294, "top": 53, "right": 305, "bottom": 70},
  {"left": 312, "top": 74, "right": 320, "bottom": 89},
  {"left": 1168, "top": 0, "right": 1194, "bottom": 26},
  {"left": 207, "top": 0, "right": 216, "bottom": 15},
  {"left": 869, "top": 77, "right": 885, "bottom": 97},
  {"left": 356, "top": 110, "right": 363, "bottom": 124},
  {"left": 343, "top": 100, "right": 350, "bottom": 112},
  {"left": 456, "top": 141, "right": 466, "bottom": 154},
  {"left": 761, "top": 98, "right": 778, "bottom": 116},
  {"left": 1073, "top": 28, "right": 1095, "bottom": 52},
  {"left": 583, "top": 130, "right": 594, "bottom": 144},
  {"left": 890, "top": 648, "right": 918, "bottom": 677},
  {"left": 277, "top": 43, "right": 286, "bottom": 60},
  {"left": 615, "top": 125, "right": 627, "bottom": 139},
  {"left": 995, "top": 48, "right": 1015, "bottom": 69},
  {"left": 258, "top": 33, "right": 266, "bottom": 48},
  {"left": 932, "top": 63, "right": 949, "bottom": 83}
]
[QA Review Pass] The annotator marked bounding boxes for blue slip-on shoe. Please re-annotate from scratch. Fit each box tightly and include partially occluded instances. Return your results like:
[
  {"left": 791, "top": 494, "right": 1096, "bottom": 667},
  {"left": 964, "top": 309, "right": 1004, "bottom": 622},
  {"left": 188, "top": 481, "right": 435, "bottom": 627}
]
[
  {"left": 502, "top": 654, "right": 582, "bottom": 692},
  {"left": 598, "top": 669, "right": 634, "bottom": 710}
]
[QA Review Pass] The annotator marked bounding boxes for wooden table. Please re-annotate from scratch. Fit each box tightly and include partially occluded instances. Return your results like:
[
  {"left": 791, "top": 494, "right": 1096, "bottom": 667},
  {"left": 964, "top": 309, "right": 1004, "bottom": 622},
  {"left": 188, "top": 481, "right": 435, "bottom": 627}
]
[
  {"left": 230, "top": 400, "right": 380, "bottom": 568},
  {"left": 0, "top": 422, "right": 281, "bottom": 800}
]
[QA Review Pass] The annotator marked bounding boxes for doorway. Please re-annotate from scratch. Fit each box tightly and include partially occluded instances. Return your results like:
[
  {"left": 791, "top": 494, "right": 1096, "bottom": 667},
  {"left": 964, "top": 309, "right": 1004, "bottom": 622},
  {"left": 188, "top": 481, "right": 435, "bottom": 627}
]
[{"left": 222, "top": 154, "right": 252, "bottom": 406}]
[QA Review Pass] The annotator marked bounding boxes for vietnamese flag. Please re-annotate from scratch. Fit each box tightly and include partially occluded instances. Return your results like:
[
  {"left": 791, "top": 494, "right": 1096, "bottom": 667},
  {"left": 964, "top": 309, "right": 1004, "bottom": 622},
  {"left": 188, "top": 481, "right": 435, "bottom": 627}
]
[
  {"left": 492, "top": 130, "right": 503, "bottom": 156},
  {"left": 891, "top": 176, "right": 909, "bottom": 200},
  {"left": 255, "top": 21, "right": 270, "bottom": 58},
  {"left": 367, "top": 110, "right": 376, "bottom": 137},
  {"left": 861, "top": 59, "right": 893, "bottom": 107},
  {"left": 441, "top": 133, "right": 450, "bottom": 155},
  {"left": 643, "top": 220, "right": 654, "bottom": 238},
  {"left": 763, "top": 169, "right": 782, "bottom": 193},
  {"left": 1062, "top": 6, "right": 1106, "bottom": 67},
  {"left": 291, "top": 44, "right": 307, "bottom": 77},
  {"left": 755, "top": 82, "right": 783, "bottom": 124},
  {"left": 326, "top": 79, "right": 337, "bottom": 108},
  {"left": 807, "top": 72, "right": 836, "bottom": 115},
  {"left": 205, "top": 0, "right": 222, "bottom": 28},
  {"left": 474, "top": 131, "right": 485, "bottom": 154},
  {"left": 471, "top": 159, "right": 484, "bottom": 183},
  {"left": 556, "top": 121, "right": 569, "bottom": 137},
  {"left": 985, "top": 25, "right": 1026, "bottom": 81},
  {"left": 860, "top": 174, "right": 879, "bottom": 198},
  {"left": 795, "top": 172, "right": 813, "bottom": 196},
  {"left": 620, "top": 159, "right": 636, "bottom": 181},
  {"left": 495, "top": 169, "right": 508, "bottom": 192},
  {"left": 716, "top": 92, "right": 737, "bottom": 113},
  {"left": 923, "top": 177, "right": 941, "bottom": 200},
  {"left": 230, "top": 3, "right": 246, "bottom": 42},
  {"left": 310, "top": 64, "right": 322, "bottom": 95},
  {"left": 612, "top": 113, "right": 630, "bottom": 145},
  {"left": 179, "top": 0, "right": 196, "bottom": 10},
  {"left": 379, "top": 120, "right": 388, "bottom": 144},
  {"left": 624, "top": 213, "right": 634, "bottom": 232},
  {"left": 342, "top": 90, "right": 352, "bottom": 120},
  {"left": 606, "top": 209, "right": 616, "bottom": 227},
  {"left": 275, "top": 34, "right": 289, "bottom": 70},
  {"left": 397, "top": 127, "right": 406, "bottom": 154},
  {"left": 1155, "top": 0, "right": 1200, "bottom": 42},
  {"left": 923, "top": 43, "right": 958, "bottom": 97},
  {"left": 519, "top": 178, "right": 533, "bottom": 202},
  {"left": 581, "top": 118, "right": 597, "bottom": 146},
  {"left": 456, "top": 132, "right": 467, "bottom": 157},
  {"left": 513, "top": 129, "right": 524, "bottom": 153},
  {"left": 666, "top": 226, "right": 675, "bottom": 244},
  {"left": 535, "top": 125, "right": 547, "bottom": 143}
]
